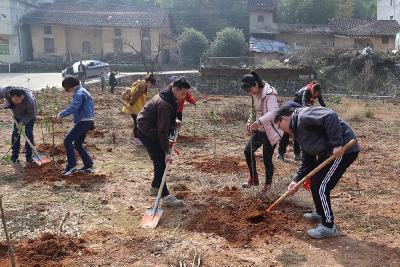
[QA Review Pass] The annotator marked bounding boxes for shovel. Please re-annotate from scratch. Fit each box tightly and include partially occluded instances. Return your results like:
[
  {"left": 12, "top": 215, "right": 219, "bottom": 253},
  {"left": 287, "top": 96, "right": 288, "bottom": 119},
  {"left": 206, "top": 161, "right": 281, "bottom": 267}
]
[
  {"left": 115, "top": 97, "right": 133, "bottom": 111},
  {"left": 140, "top": 128, "right": 179, "bottom": 229},
  {"left": 267, "top": 139, "right": 357, "bottom": 212},
  {"left": 11, "top": 114, "right": 50, "bottom": 166}
]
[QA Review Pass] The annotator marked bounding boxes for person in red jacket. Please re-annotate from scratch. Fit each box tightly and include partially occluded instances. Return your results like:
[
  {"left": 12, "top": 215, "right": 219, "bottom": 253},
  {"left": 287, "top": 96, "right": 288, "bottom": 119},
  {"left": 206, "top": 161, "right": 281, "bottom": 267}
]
[{"left": 169, "top": 76, "right": 196, "bottom": 121}]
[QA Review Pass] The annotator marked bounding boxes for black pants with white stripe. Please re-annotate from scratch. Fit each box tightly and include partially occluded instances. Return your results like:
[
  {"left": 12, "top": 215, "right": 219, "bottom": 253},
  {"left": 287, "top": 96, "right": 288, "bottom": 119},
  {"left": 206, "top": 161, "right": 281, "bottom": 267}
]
[{"left": 311, "top": 152, "right": 359, "bottom": 228}]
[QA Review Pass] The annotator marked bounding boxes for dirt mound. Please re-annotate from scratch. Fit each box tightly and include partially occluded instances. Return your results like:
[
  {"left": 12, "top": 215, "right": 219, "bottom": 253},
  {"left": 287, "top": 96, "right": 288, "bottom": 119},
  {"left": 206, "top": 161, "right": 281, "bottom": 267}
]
[
  {"left": 0, "top": 233, "right": 88, "bottom": 267},
  {"left": 89, "top": 129, "right": 108, "bottom": 138},
  {"left": 23, "top": 164, "right": 108, "bottom": 185},
  {"left": 187, "top": 187, "right": 305, "bottom": 245},
  {"left": 177, "top": 135, "right": 209, "bottom": 143},
  {"left": 37, "top": 144, "right": 65, "bottom": 156},
  {"left": 186, "top": 155, "right": 249, "bottom": 174}
]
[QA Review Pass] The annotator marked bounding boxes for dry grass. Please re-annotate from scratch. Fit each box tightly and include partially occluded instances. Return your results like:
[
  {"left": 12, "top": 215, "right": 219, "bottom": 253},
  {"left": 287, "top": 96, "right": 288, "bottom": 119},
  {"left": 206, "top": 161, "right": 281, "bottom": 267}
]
[{"left": 335, "top": 99, "right": 366, "bottom": 122}]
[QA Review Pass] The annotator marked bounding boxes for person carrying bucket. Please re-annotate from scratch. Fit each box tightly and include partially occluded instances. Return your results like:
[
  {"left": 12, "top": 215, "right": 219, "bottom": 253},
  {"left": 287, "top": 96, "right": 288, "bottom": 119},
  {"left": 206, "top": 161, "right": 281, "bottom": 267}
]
[
  {"left": 0, "top": 86, "right": 38, "bottom": 164},
  {"left": 121, "top": 73, "right": 156, "bottom": 145},
  {"left": 241, "top": 70, "right": 283, "bottom": 194}
]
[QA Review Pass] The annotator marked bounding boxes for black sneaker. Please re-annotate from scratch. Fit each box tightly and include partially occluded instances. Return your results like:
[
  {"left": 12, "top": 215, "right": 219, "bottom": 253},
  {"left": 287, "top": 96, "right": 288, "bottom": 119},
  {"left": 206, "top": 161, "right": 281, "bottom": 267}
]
[
  {"left": 26, "top": 157, "right": 34, "bottom": 164},
  {"left": 11, "top": 158, "right": 20, "bottom": 164},
  {"left": 78, "top": 166, "right": 94, "bottom": 173},
  {"left": 61, "top": 166, "right": 77, "bottom": 176}
]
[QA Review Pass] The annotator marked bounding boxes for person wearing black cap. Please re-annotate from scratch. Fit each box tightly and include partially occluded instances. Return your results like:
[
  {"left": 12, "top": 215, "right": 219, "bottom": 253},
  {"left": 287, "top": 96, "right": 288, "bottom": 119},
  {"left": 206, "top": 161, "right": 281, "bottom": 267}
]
[{"left": 241, "top": 70, "right": 283, "bottom": 194}]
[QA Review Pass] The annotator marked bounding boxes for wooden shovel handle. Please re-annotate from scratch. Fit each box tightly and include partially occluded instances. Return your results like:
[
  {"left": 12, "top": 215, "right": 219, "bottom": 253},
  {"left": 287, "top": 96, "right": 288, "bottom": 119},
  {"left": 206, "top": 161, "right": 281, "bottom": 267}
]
[{"left": 267, "top": 139, "right": 357, "bottom": 212}]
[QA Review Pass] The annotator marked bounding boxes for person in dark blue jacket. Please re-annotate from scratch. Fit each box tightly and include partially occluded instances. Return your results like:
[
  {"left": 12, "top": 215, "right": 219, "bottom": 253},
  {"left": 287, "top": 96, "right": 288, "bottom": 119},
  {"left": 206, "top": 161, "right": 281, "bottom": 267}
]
[{"left": 55, "top": 76, "right": 95, "bottom": 176}]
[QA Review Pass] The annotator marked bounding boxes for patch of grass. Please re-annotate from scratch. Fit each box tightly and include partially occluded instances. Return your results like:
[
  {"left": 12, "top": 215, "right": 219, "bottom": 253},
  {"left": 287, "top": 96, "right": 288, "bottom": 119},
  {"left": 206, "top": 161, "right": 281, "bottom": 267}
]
[
  {"left": 276, "top": 249, "right": 307, "bottom": 267},
  {"left": 219, "top": 103, "right": 250, "bottom": 123},
  {"left": 340, "top": 101, "right": 365, "bottom": 122},
  {"left": 364, "top": 109, "right": 374, "bottom": 119}
]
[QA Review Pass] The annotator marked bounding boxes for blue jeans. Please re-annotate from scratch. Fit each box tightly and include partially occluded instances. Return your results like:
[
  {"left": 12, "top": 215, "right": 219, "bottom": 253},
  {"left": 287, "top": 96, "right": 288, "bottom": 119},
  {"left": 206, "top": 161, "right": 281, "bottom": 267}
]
[
  {"left": 12, "top": 118, "right": 35, "bottom": 161},
  {"left": 64, "top": 121, "right": 94, "bottom": 168}
]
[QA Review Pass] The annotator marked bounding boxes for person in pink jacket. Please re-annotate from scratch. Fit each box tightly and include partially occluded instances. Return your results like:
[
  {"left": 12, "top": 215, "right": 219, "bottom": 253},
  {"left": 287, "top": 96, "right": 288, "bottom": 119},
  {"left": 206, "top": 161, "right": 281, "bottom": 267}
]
[{"left": 241, "top": 71, "right": 283, "bottom": 193}]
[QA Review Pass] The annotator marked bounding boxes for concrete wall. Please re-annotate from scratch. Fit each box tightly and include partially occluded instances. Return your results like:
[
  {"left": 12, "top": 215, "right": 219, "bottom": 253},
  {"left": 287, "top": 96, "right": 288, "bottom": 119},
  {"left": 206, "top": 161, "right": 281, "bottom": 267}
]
[
  {"left": 277, "top": 33, "right": 333, "bottom": 50},
  {"left": 377, "top": 0, "right": 400, "bottom": 21},
  {"left": 65, "top": 27, "right": 102, "bottom": 60},
  {"left": 249, "top": 10, "right": 278, "bottom": 34},
  {"left": 102, "top": 28, "right": 141, "bottom": 54},
  {"left": 334, "top": 35, "right": 396, "bottom": 51},
  {"left": 0, "top": 34, "right": 20, "bottom": 63},
  {"left": 0, "top": 0, "right": 13, "bottom": 35},
  {"left": 31, "top": 24, "right": 66, "bottom": 61}
]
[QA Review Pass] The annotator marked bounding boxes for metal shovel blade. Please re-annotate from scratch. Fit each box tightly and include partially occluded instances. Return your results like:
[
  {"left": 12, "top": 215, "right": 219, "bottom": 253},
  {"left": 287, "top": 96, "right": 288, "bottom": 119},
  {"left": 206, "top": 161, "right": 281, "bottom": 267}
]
[
  {"left": 32, "top": 154, "right": 50, "bottom": 166},
  {"left": 140, "top": 207, "right": 164, "bottom": 229}
]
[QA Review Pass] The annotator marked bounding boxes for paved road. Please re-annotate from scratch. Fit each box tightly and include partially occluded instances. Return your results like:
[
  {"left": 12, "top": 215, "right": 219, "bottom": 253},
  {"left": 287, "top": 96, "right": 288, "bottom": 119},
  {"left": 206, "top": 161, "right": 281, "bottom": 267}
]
[{"left": 0, "top": 70, "right": 198, "bottom": 90}]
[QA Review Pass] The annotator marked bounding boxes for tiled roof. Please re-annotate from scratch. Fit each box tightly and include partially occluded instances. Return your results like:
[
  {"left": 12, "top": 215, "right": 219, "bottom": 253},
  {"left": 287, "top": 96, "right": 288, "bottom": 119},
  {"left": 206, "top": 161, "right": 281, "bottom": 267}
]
[
  {"left": 248, "top": 0, "right": 276, "bottom": 11},
  {"left": 328, "top": 18, "right": 400, "bottom": 36},
  {"left": 22, "top": 2, "right": 168, "bottom": 28}
]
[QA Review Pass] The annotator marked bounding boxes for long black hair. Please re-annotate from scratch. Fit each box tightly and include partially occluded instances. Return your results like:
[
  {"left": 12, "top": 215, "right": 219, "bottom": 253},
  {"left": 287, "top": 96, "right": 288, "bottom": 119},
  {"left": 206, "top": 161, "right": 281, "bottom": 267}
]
[{"left": 241, "top": 70, "right": 265, "bottom": 92}]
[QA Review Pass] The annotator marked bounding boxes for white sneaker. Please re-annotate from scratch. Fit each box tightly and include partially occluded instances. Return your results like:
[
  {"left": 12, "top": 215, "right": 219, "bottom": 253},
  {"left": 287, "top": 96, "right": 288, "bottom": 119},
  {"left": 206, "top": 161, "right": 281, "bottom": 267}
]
[
  {"left": 162, "top": 195, "right": 184, "bottom": 207},
  {"left": 307, "top": 224, "right": 339, "bottom": 239}
]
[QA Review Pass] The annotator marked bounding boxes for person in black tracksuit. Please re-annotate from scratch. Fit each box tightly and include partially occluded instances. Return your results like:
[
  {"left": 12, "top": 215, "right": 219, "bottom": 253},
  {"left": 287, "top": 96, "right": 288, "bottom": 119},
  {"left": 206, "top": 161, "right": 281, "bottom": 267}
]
[
  {"left": 274, "top": 103, "right": 360, "bottom": 239},
  {"left": 278, "top": 82, "right": 326, "bottom": 161}
]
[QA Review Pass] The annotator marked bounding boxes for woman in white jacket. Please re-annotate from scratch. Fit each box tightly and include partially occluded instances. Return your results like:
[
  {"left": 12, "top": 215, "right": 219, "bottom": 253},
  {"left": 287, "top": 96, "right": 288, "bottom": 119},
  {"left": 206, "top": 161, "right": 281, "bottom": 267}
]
[{"left": 241, "top": 71, "right": 283, "bottom": 193}]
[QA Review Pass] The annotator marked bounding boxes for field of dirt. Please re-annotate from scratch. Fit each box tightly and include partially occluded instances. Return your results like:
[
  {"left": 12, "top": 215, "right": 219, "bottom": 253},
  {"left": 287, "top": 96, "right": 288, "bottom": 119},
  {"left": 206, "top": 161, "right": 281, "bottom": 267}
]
[{"left": 0, "top": 86, "right": 399, "bottom": 266}]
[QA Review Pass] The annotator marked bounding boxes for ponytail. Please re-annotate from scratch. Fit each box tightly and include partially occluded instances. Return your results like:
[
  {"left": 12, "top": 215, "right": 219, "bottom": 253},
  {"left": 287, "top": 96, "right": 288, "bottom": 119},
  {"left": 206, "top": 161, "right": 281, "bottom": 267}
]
[{"left": 250, "top": 70, "right": 264, "bottom": 88}]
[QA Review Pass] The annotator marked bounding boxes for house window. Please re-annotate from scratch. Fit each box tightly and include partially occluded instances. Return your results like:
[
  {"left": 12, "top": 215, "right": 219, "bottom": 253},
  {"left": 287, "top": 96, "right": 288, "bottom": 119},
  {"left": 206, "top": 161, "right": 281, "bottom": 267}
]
[
  {"left": 0, "top": 38, "right": 10, "bottom": 55},
  {"left": 44, "top": 25, "right": 52, "bottom": 35},
  {"left": 382, "top": 36, "right": 390, "bottom": 44},
  {"left": 390, "top": 15, "right": 394, "bottom": 20},
  {"left": 258, "top": 15, "right": 264, "bottom": 22},
  {"left": 82, "top": 41, "right": 92, "bottom": 54},
  {"left": 114, "top": 28, "right": 122, "bottom": 37},
  {"left": 113, "top": 39, "right": 123, "bottom": 52},
  {"left": 44, "top": 38, "right": 54, "bottom": 53}
]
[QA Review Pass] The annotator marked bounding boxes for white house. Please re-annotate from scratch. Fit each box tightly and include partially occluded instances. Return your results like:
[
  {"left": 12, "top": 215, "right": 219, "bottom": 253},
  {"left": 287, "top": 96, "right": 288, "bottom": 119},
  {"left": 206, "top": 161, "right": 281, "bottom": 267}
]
[
  {"left": 0, "top": 0, "right": 53, "bottom": 63},
  {"left": 377, "top": 0, "right": 400, "bottom": 21}
]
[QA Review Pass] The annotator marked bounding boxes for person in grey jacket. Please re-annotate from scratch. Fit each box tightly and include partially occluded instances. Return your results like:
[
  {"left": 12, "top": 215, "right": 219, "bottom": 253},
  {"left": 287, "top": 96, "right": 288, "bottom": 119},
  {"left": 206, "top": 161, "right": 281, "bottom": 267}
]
[
  {"left": 0, "top": 86, "right": 38, "bottom": 163},
  {"left": 274, "top": 104, "right": 360, "bottom": 239}
]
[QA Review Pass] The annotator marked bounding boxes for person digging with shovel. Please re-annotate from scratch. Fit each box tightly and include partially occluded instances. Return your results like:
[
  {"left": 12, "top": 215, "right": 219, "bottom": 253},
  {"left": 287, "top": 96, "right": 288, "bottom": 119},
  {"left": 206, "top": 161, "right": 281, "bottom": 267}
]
[
  {"left": 137, "top": 76, "right": 191, "bottom": 207},
  {"left": 277, "top": 81, "right": 327, "bottom": 162},
  {"left": 0, "top": 86, "right": 38, "bottom": 164},
  {"left": 274, "top": 103, "right": 360, "bottom": 239},
  {"left": 241, "top": 70, "right": 283, "bottom": 194},
  {"left": 54, "top": 76, "right": 95, "bottom": 176}
]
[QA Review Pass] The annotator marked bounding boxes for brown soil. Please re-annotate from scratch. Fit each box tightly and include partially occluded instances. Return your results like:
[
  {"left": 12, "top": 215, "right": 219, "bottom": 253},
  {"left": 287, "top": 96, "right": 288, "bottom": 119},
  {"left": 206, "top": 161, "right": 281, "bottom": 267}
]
[
  {"left": 88, "top": 129, "right": 108, "bottom": 138},
  {"left": 37, "top": 143, "right": 65, "bottom": 156},
  {"left": 177, "top": 135, "right": 209, "bottom": 143},
  {"left": 187, "top": 187, "right": 305, "bottom": 245},
  {"left": 0, "top": 233, "right": 88, "bottom": 267},
  {"left": 185, "top": 155, "right": 249, "bottom": 174},
  {"left": 23, "top": 164, "right": 108, "bottom": 185}
]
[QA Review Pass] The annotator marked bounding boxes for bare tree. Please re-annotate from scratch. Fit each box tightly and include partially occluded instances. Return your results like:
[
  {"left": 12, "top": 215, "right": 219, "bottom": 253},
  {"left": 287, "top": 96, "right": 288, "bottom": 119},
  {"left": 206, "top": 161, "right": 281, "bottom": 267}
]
[{"left": 123, "top": 27, "right": 166, "bottom": 73}]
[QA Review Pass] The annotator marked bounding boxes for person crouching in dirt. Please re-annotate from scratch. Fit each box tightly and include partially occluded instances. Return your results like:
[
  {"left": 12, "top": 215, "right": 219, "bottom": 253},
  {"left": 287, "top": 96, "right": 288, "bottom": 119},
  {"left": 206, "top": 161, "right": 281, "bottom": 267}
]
[
  {"left": 137, "top": 77, "right": 191, "bottom": 207},
  {"left": 241, "top": 70, "right": 283, "bottom": 193},
  {"left": 0, "top": 86, "right": 38, "bottom": 163},
  {"left": 274, "top": 103, "right": 360, "bottom": 239},
  {"left": 54, "top": 76, "right": 95, "bottom": 176},
  {"left": 121, "top": 73, "right": 156, "bottom": 145},
  {"left": 169, "top": 76, "right": 197, "bottom": 122},
  {"left": 277, "top": 81, "right": 326, "bottom": 162}
]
